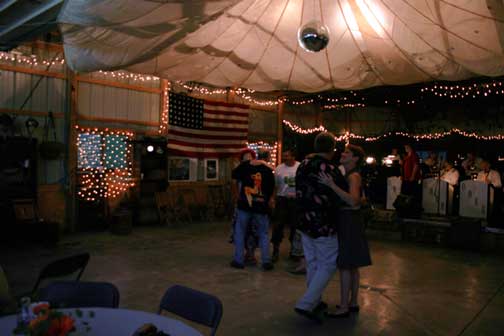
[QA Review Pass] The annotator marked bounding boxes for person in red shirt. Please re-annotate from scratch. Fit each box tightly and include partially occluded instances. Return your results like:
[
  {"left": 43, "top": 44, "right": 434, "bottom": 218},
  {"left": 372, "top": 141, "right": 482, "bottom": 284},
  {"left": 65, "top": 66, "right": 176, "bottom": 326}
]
[{"left": 401, "top": 143, "right": 421, "bottom": 196}]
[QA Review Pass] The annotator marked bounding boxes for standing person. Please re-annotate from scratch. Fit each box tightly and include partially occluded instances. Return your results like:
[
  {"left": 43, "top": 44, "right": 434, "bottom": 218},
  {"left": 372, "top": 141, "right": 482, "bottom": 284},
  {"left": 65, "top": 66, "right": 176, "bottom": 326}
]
[
  {"left": 229, "top": 148, "right": 260, "bottom": 265},
  {"left": 476, "top": 159, "right": 502, "bottom": 189},
  {"left": 440, "top": 161, "right": 460, "bottom": 186},
  {"left": 271, "top": 148, "right": 300, "bottom": 263},
  {"left": 389, "top": 147, "right": 402, "bottom": 177},
  {"left": 294, "top": 132, "right": 348, "bottom": 323},
  {"left": 231, "top": 149, "right": 275, "bottom": 270},
  {"left": 318, "top": 144, "right": 372, "bottom": 317},
  {"left": 422, "top": 151, "right": 439, "bottom": 177},
  {"left": 401, "top": 143, "right": 421, "bottom": 197},
  {"left": 462, "top": 152, "right": 482, "bottom": 178},
  {"left": 477, "top": 159, "right": 503, "bottom": 228}
]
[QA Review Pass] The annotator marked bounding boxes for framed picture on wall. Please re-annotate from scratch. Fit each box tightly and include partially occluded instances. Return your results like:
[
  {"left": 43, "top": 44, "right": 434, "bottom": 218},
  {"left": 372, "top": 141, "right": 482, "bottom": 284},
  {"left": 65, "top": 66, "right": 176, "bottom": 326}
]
[
  {"left": 204, "top": 159, "right": 219, "bottom": 181},
  {"left": 168, "top": 157, "right": 197, "bottom": 181}
]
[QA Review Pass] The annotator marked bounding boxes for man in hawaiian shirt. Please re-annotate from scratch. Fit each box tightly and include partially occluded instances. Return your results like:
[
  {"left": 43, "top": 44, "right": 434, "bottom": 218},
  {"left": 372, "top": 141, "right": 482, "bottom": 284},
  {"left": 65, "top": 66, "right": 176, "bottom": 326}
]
[{"left": 294, "top": 132, "right": 347, "bottom": 323}]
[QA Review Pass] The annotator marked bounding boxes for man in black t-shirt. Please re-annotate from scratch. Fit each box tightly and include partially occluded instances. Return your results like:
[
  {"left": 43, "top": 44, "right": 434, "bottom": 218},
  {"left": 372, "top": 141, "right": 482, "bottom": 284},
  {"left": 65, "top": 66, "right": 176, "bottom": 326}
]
[{"left": 231, "top": 149, "right": 275, "bottom": 270}]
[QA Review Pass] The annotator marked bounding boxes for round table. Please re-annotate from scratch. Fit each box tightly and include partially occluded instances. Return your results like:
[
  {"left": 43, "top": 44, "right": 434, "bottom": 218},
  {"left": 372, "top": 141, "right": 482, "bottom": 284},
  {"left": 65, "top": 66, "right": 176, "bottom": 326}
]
[{"left": 0, "top": 307, "right": 202, "bottom": 336}]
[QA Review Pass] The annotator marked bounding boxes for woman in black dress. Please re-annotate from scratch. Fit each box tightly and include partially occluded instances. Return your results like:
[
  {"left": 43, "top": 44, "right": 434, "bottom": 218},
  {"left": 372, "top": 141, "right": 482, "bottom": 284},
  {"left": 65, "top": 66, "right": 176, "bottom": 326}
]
[{"left": 318, "top": 144, "right": 372, "bottom": 317}]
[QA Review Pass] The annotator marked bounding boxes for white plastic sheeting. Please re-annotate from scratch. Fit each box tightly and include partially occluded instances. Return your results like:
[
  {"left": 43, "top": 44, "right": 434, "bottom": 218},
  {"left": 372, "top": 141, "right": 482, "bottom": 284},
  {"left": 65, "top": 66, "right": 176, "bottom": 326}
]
[{"left": 59, "top": 0, "right": 504, "bottom": 92}]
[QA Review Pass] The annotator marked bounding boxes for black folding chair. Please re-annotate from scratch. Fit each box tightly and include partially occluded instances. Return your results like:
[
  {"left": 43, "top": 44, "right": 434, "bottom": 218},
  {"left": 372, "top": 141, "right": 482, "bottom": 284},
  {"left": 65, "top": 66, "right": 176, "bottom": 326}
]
[
  {"left": 0, "top": 266, "right": 16, "bottom": 316},
  {"left": 38, "top": 281, "right": 120, "bottom": 308},
  {"left": 32, "top": 253, "right": 90, "bottom": 297},
  {"left": 158, "top": 285, "right": 223, "bottom": 336}
]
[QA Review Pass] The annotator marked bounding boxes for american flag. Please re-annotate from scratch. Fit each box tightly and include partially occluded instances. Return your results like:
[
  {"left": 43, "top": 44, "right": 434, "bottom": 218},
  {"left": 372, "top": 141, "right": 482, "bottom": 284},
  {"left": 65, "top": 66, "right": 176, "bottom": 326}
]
[{"left": 167, "top": 92, "right": 249, "bottom": 157}]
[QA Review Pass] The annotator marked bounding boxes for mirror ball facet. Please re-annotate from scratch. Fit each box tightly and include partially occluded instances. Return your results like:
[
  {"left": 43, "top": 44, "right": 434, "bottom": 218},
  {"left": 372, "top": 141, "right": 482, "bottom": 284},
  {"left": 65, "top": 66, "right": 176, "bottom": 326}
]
[{"left": 298, "top": 20, "right": 330, "bottom": 52}]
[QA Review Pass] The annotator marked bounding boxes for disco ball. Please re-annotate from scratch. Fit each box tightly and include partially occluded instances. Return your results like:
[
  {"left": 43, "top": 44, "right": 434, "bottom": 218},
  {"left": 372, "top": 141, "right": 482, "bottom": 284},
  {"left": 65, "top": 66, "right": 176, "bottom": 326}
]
[{"left": 298, "top": 20, "right": 330, "bottom": 52}]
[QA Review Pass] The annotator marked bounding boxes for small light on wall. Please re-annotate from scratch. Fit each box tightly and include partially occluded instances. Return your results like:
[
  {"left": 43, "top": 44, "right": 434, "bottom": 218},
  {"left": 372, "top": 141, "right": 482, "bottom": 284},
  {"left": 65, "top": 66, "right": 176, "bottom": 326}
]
[
  {"left": 147, "top": 145, "right": 154, "bottom": 153},
  {"left": 366, "top": 157, "right": 376, "bottom": 164}
]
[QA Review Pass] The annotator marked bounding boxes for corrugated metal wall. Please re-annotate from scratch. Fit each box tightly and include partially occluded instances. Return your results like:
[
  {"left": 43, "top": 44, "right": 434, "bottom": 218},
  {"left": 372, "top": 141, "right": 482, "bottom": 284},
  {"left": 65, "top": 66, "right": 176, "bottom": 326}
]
[
  {"left": 0, "top": 68, "right": 162, "bottom": 184},
  {"left": 0, "top": 70, "right": 65, "bottom": 112},
  {"left": 78, "top": 83, "right": 159, "bottom": 123},
  {"left": 77, "top": 72, "right": 160, "bottom": 125},
  {"left": 0, "top": 70, "right": 66, "bottom": 184}
]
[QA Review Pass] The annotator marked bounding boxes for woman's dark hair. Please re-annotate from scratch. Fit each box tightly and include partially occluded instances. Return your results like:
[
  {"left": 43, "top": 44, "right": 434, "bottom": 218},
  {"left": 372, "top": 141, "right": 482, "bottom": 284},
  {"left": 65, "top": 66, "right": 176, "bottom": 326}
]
[
  {"left": 346, "top": 144, "right": 365, "bottom": 167},
  {"left": 238, "top": 148, "right": 256, "bottom": 160}
]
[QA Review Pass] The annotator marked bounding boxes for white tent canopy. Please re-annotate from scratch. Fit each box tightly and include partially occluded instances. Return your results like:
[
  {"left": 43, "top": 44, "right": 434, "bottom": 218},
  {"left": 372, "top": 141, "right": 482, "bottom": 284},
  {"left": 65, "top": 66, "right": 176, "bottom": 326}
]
[{"left": 59, "top": 0, "right": 504, "bottom": 92}]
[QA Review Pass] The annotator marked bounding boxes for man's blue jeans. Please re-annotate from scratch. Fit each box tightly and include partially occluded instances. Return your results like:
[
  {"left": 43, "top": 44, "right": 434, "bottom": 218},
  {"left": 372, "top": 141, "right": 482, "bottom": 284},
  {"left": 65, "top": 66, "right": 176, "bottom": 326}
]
[
  {"left": 295, "top": 232, "right": 338, "bottom": 311},
  {"left": 233, "top": 209, "right": 271, "bottom": 265}
]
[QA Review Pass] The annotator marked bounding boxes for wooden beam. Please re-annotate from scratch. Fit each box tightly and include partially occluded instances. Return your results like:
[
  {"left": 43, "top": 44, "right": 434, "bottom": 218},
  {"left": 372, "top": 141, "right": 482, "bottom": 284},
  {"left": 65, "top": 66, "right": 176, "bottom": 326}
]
[
  {"left": 28, "top": 41, "right": 64, "bottom": 52},
  {"left": 73, "top": 124, "right": 159, "bottom": 136},
  {"left": 66, "top": 67, "right": 78, "bottom": 232},
  {"left": 77, "top": 114, "right": 159, "bottom": 127},
  {"left": 76, "top": 76, "right": 162, "bottom": 94},
  {"left": 0, "top": 108, "right": 64, "bottom": 118},
  {"left": 0, "top": 64, "right": 66, "bottom": 79}
]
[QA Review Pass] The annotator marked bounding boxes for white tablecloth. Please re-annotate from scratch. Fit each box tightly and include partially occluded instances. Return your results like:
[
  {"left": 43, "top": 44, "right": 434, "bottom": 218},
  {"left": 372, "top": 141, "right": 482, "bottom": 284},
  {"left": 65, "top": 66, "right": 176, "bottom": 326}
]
[{"left": 0, "top": 307, "right": 202, "bottom": 336}]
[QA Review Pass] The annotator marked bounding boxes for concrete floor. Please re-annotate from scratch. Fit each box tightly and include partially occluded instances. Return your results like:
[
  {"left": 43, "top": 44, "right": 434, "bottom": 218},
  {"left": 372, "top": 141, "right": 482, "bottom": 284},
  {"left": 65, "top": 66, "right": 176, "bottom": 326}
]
[{"left": 1, "top": 221, "right": 504, "bottom": 336}]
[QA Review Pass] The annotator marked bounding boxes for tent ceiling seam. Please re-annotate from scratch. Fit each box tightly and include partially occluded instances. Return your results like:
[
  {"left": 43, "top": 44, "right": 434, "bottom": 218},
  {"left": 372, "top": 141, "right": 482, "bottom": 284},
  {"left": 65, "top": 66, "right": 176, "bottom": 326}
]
[
  {"left": 337, "top": 0, "right": 386, "bottom": 86},
  {"left": 400, "top": 0, "right": 502, "bottom": 56},
  {"left": 196, "top": 0, "right": 267, "bottom": 84},
  {"left": 285, "top": 0, "right": 303, "bottom": 90},
  {"left": 440, "top": 0, "right": 504, "bottom": 24},
  {"left": 363, "top": 0, "right": 437, "bottom": 81},
  {"left": 320, "top": 0, "right": 336, "bottom": 90},
  {"left": 237, "top": 0, "right": 291, "bottom": 87},
  {"left": 379, "top": 0, "right": 465, "bottom": 77}
]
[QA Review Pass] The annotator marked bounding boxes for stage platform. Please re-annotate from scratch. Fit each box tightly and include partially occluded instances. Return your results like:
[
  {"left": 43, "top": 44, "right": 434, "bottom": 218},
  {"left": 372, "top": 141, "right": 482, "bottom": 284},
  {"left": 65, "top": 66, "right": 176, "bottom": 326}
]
[{"left": 368, "top": 209, "right": 504, "bottom": 253}]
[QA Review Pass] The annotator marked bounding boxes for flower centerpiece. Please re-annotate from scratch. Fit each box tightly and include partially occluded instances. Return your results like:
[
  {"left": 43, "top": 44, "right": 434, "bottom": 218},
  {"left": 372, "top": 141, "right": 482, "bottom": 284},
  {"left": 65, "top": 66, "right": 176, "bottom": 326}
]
[{"left": 14, "top": 303, "right": 93, "bottom": 336}]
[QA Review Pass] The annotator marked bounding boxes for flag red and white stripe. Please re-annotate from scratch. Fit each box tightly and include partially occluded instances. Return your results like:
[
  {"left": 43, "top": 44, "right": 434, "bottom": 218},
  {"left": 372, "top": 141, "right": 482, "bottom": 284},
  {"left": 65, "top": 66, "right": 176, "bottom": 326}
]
[{"left": 167, "top": 94, "right": 249, "bottom": 158}]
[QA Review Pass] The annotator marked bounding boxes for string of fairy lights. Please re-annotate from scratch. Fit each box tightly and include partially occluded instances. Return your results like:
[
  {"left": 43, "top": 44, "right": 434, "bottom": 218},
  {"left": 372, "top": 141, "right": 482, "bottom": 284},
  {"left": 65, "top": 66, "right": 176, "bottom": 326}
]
[
  {"left": 76, "top": 126, "right": 134, "bottom": 202},
  {"left": 420, "top": 82, "right": 504, "bottom": 99},
  {"left": 283, "top": 120, "right": 504, "bottom": 142},
  {"left": 247, "top": 141, "right": 278, "bottom": 166},
  {"left": 173, "top": 80, "right": 504, "bottom": 107},
  {"left": 3, "top": 50, "right": 504, "bottom": 107},
  {"left": 0, "top": 51, "right": 65, "bottom": 66},
  {"left": 282, "top": 120, "right": 327, "bottom": 134},
  {"left": 97, "top": 70, "right": 159, "bottom": 82},
  {"left": 159, "top": 86, "right": 169, "bottom": 134},
  {"left": 4, "top": 49, "right": 504, "bottom": 179}
]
